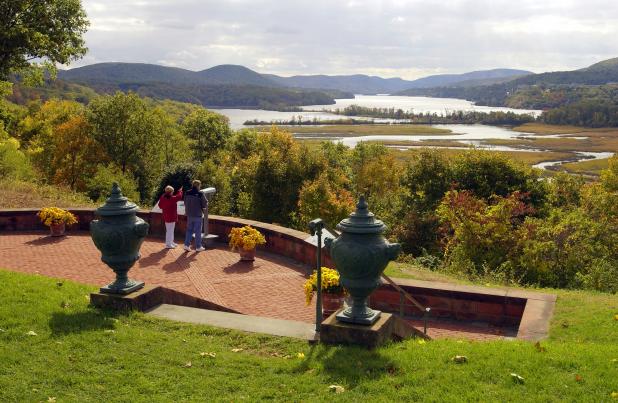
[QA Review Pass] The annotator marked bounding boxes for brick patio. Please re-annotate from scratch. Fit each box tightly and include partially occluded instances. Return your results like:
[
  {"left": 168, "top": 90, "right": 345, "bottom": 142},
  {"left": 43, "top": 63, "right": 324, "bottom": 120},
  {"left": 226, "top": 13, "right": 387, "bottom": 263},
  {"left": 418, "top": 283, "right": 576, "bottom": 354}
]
[
  {"left": 0, "top": 231, "right": 520, "bottom": 341},
  {"left": 0, "top": 231, "right": 315, "bottom": 322}
]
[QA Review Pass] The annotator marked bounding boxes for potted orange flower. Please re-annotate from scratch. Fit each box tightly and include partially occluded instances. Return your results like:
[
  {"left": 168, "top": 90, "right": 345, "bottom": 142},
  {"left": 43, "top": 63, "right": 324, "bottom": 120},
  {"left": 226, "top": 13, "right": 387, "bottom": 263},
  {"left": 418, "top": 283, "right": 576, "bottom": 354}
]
[
  {"left": 228, "top": 225, "right": 266, "bottom": 261},
  {"left": 37, "top": 207, "right": 78, "bottom": 237},
  {"left": 304, "top": 267, "right": 346, "bottom": 317}
]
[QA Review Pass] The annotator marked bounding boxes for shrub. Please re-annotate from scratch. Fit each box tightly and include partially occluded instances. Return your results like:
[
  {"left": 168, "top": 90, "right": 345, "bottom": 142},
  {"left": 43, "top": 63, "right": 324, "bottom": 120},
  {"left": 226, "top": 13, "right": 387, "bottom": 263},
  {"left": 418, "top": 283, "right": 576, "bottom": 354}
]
[
  {"left": 0, "top": 136, "right": 33, "bottom": 180},
  {"left": 86, "top": 164, "right": 140, "bottom": 203}
]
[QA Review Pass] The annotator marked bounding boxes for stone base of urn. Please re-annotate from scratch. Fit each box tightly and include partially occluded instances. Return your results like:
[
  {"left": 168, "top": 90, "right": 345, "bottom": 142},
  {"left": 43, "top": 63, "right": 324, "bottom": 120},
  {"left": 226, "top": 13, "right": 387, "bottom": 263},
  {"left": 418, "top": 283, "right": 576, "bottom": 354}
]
[
  {"left": 91, "top": 285, "right": 163, "bottom": 312},
  {"left": 320, "top": 309, "right": 396, "bottom": 348},
  {"left": 100, "top": 278, "right": 144, "bottom": 294}
]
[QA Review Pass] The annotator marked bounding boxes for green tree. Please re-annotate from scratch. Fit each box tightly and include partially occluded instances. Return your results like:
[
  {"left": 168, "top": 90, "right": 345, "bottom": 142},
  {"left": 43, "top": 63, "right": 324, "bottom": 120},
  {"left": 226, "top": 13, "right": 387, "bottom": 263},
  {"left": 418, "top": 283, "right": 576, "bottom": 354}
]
[
  {"left": 0, "top": 0, "right": 89, "bottom": 80},
  {"left": 86, "top": 164, "right": 140, "bottom": 203},
  {"left": 182, "top": 109, "right": 231, "bottom": 161},
  {"left": 87, "top": 92, "right": 169, "bottom": 200}
]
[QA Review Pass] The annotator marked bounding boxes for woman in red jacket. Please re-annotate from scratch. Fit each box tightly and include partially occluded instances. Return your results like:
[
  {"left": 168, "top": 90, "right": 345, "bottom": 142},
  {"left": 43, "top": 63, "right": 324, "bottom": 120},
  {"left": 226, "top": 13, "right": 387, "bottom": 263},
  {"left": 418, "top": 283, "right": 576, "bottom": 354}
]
[{"left": 158, "top": 185, "right": 183, "bottom": 249}]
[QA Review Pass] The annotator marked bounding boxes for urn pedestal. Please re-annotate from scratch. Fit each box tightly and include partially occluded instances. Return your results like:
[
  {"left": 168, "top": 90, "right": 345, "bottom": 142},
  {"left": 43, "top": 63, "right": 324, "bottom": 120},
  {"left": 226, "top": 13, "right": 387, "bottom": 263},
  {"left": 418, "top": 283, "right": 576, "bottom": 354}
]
[
  {"left": 90, "top": 183, "right": 149, "bottom": 294},
  {"left": 324, "top": 196, "right": 400, "bottom": 325}
]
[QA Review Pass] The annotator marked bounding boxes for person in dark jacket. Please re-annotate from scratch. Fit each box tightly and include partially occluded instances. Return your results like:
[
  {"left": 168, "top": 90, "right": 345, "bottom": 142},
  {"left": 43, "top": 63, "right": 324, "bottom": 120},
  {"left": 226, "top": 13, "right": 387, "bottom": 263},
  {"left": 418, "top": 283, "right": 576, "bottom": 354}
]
[
  {"left": 183, "top": 180, "right": 208, "bottom": 252},
  {"left": 158, "top": 185, "right": 183, "bottom": 249}
]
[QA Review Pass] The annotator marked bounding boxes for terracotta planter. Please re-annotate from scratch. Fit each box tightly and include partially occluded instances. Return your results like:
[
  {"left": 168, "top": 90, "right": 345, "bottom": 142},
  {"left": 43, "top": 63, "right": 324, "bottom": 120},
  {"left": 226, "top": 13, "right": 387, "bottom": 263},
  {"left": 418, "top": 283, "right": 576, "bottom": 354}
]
[
  {"left": 49, "top": 222, "right": 66, "bottom": 237},
  {"left": 239, "top": 248, "right": 256, "bottom": 261},
  {"left": 322, "top": 292, "right": 346, "bottom": 318}
]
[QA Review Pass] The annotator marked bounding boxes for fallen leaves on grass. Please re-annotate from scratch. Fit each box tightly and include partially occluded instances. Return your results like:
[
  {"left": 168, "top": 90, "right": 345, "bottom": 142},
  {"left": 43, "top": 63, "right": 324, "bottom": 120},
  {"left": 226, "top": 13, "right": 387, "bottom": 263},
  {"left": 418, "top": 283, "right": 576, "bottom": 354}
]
[
  {"left": 56, "top": 282, "right": 63, "bottom": 287},
  {"left": 614, "top": 314, "right": 618, "bottom": 321},
  {"left": 510, "top": 373, "right": 525, "bottom": 384},
  {"left": 611, "top": 392, "right": 618, "bottom": 399},
  {"left": 103, "top": 330, "right": 115, "bottom": 334},
  {"left": 26, "top": 331, "right": 37, "bottom": 336},
  {"left": 417, "top": 339, "right": 426, "bottom": 345},
  {"left": 297, "top": 352, "right": 305, "bottom": 359},
  {"left": 60, "top": 301, "right": 70, "bottom": 309},
  {"left": 575, "top": 374, "right": 583, "bottom": 383},
  {"left": 231, "top": 348, "right": 244, "bottom": 353},
  {"left": 200, "top": 352, "right": 216, "bottom": 358},
  {"left": 47, "top": 397, "right": 57, "bottom": 402},
  {"left": 452, "top": 355, "right": 468, "bottom": 364},
  {"left": 184, "top": 362, "right": 192, "bottom": 368},
  {"left": 329, "top": 385, "right": 345, "bottom": 394}
]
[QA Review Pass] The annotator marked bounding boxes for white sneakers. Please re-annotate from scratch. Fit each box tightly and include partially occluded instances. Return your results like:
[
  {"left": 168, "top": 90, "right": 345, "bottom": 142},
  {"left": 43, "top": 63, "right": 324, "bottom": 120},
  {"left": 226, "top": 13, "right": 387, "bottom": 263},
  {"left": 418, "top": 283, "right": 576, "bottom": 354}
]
[
  {"left": 165, "top": 244, "right": 176, "bottom": 249},
  {"left": 182, "top": 244, "right": 205, "bottom": 252}
]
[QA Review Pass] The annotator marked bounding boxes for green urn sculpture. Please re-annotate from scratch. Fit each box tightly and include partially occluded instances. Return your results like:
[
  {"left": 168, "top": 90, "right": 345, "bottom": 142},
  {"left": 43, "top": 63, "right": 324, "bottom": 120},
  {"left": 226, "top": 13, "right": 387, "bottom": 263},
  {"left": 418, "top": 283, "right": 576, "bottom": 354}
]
[
  {"left": 90, "top": 183, "right": 149, "bottom": 294},
  {"left": 324, "top": 196, "right": 400, "bottom": 325}
]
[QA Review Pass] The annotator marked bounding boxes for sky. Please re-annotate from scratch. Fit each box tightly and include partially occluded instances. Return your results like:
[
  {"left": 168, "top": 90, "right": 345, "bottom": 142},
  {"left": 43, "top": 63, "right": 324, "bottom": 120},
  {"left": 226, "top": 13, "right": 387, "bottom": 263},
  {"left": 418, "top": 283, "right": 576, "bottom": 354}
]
[{"left": 73, "top": 0, "right": 618, "bottom": 80}]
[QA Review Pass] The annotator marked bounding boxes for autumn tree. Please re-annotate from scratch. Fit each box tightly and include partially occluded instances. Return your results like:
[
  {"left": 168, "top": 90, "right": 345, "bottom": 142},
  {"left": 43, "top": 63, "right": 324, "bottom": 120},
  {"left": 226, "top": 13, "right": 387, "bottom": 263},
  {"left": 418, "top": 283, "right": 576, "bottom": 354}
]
[
  {"left": 295, "top": 172, "right": 355, "bottom": 229},
  {"left": 51, "top": 115, "right": 103, "bottom": 190}
]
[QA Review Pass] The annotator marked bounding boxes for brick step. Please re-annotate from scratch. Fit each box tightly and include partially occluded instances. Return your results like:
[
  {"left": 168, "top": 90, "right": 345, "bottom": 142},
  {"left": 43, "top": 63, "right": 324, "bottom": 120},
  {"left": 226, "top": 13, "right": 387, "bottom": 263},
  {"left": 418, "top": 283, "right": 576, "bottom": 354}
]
[{"left": 147, "top": 304, "right": 318, "bottom": 341}]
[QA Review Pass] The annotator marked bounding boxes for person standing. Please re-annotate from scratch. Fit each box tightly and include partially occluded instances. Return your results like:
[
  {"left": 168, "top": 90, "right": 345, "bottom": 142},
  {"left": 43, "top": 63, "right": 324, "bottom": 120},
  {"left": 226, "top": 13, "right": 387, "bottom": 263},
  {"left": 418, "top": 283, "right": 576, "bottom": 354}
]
[
  {"left": 158, "top": 185, "right": 183, "bottom": 249},
  {"left": 183, "top": 180, "right": 208, "bottom": 252}
]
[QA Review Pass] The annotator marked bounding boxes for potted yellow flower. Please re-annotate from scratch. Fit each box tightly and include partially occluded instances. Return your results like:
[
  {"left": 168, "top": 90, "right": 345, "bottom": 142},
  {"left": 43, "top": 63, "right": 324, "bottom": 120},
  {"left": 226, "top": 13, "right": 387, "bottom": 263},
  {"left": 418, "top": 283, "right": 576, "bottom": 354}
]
[
  {"left": 37, "top": 207, "right": 78, "bottom": 237},
  {"left": 228, "top": 225, "right": 266, "bottom": 261},
  {"left": 304, "top": 267, "right": 346, "bottom": 317}
]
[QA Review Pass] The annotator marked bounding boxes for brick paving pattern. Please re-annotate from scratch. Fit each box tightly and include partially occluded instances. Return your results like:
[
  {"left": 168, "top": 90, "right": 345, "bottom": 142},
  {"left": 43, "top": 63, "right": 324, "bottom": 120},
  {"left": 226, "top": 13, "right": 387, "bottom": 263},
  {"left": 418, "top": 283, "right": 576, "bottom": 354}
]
[
  {"left": 0, "top": 232, "right": 315, "bottom": 322},
  {"left": 0, "top": 231, "right": 512, "bottom": 340}
]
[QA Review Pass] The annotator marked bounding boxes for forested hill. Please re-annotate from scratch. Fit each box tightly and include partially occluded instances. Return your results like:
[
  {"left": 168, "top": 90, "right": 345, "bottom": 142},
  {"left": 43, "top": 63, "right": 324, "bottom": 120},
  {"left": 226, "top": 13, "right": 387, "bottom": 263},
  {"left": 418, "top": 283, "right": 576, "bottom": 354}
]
[
  {"left": 265, "top": 68, "right": 530, "bottom": 94},
  {"left": 395, "top": 57, "right": 618, "bottom": 108},
  {"left": 59, "top": 63, "right": 282, "bottom": 87},
  {"left": 58, "top": 63, "right": 530, "bottom": 98},
  {"left": 57, "top": 63, "right": 353, "bottom": 108}
]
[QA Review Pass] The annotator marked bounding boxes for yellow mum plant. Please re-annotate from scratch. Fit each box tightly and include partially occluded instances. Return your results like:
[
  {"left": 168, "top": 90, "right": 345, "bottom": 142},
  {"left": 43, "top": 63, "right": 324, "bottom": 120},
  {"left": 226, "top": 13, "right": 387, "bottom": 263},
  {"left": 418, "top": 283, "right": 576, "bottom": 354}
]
[
  {"left": 304, "top": 267, "right": 345, "bottom": 305},
  {"left": 228, "top": 225, "right": 266, "bottom": 251},
  {"left": 37, "top": 207, "right": 78, "bottom": 227}
]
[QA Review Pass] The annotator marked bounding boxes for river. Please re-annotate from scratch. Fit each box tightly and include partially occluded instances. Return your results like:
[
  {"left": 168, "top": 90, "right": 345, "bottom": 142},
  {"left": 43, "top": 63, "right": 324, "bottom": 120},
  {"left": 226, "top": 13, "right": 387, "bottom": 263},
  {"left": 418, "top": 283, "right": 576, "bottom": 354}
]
[{"left": 212, "top": 95, "right": 613, "bottom": 170}]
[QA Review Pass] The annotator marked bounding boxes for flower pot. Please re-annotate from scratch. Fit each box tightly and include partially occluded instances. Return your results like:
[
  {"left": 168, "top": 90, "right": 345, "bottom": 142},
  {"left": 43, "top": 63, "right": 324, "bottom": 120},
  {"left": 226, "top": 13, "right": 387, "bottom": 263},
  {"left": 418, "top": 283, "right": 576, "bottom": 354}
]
[
  {"left": 239, "top": 248, "right": 256, "bottom": 261},
  {"left": 49, "top": 222, "right": 66, "bottom": 237},
  {"left": 322, "top": 292, "right": 345, "bottom": 318}
]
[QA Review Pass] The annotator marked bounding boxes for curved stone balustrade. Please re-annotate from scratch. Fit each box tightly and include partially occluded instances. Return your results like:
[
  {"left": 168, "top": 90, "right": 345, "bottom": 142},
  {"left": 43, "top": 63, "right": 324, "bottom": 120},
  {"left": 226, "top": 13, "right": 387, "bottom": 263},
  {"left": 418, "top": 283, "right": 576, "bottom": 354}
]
[{"left": 0, "top": 208, "right": 333, "bottom": 268}]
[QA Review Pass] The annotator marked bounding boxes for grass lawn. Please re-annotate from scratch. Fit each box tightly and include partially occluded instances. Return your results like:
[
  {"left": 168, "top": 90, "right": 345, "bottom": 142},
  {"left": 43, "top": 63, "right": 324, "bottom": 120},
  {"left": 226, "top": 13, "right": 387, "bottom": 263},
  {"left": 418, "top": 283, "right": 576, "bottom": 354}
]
[
  {"left": 280, "top": 124, "right": 453, "bottom": 136},
  {"left": 1, "top": 270, "right": 617, "bottom": 402}
]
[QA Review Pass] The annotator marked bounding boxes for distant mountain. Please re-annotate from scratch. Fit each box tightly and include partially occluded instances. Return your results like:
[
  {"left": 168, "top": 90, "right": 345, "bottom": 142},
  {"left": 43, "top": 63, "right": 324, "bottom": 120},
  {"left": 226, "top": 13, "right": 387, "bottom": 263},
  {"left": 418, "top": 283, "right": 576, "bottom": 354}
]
[
  {"left": 264, "top": 74, "right": 413, "bottom": 94},
  {"left": 401, "top": 69, "right": 532, "bottom": 89},
  {"left": 59, "top": 63, "right": 200, "bottom": 85},
  {"left": 58, "top": 63, "right": 353, "bottom": 108},
  {"left": 197, "top": 64, "right": 280, "bottom": 87},
  {"left": 394, "top": 57, "right": 618, "bottom": 108},
  {"left": 56, "top": 62, "right": 537, "bottom": 108},
  {"left": 265, "top": 69, "right": 530, "bottom": 94}
]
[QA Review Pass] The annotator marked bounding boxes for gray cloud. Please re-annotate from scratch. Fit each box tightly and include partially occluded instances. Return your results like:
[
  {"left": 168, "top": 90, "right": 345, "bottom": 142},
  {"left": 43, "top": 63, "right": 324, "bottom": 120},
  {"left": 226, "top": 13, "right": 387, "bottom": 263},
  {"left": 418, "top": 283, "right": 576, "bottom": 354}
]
[{"left": 73, "top": 0, "right": 618, "bottom": 79}]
